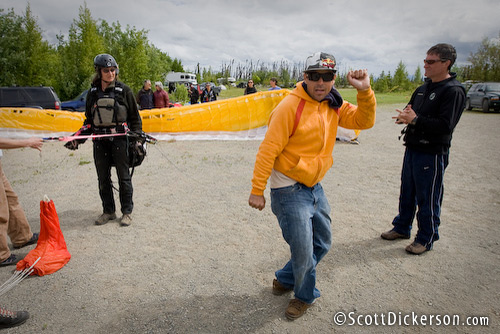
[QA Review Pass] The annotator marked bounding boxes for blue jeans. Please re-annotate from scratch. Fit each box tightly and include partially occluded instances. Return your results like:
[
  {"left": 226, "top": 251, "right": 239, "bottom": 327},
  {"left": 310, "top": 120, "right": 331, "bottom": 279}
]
[
  {"left": 392, "top": 148, "right": 448, "bottom": 250},
  {"left": 271, "top": 183, "right": 332, "bottom": 304}
]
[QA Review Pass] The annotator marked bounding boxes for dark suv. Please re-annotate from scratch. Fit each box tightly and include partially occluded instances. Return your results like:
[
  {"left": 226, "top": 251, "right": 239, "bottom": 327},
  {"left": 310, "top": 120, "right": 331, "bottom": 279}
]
[
  {"left": 0, "top": 86, "right": 61, "bottom": 110},
  {"left": 466, "top": 82, "right": 500, "bottom": 112}
]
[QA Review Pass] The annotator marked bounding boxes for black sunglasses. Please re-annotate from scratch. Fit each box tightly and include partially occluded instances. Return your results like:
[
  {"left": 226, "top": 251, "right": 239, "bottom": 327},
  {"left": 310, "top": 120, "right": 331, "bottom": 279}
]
[
  {"left": 423, "top": 59, "right": 448, "bottom": 65},
  {"left": 307, "top": 71, "right": 335, "bottom": 82},
  {"left": 102, "top": 67, "right": 116, "bottom": 73}
]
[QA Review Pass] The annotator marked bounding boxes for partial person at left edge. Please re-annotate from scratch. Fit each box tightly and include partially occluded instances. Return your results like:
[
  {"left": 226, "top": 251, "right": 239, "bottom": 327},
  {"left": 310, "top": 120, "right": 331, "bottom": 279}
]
[
  {"left": 64, "top": 54, "right": 142, "bottom": 227},
  {"left": 0, "top": 137, "right": 41, "bottom": 267}
]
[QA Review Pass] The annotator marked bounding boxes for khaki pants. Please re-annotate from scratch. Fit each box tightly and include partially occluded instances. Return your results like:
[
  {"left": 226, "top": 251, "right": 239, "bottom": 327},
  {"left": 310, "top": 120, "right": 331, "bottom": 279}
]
[{"left": 0, "top": 161, "right": 33, "bottom": 262}]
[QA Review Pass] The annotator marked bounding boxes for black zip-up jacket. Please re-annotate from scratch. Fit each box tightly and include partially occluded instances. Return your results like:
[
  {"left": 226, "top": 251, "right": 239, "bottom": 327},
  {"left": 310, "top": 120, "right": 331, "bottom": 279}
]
[{"left": 403, "top": 73, "right": 465, "bottom": 154}]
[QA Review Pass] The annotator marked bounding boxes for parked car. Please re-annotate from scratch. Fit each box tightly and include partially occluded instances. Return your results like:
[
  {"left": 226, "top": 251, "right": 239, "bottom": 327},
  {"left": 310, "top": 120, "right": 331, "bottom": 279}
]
[
  {"left": 61, "top": 89, "right": 88, "bottom": 112},
  {"left": 0, "top": 86, "right": 61, "bottom": 110},
  {"left": 466, "top": 82, "right": 500, "bottom": 112}
]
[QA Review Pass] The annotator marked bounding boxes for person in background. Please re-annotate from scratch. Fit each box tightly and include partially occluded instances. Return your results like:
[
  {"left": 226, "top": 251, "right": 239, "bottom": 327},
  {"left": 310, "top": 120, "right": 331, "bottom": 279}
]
[
  {"left": 381, "top": 43, "right": 465, "bottom": 255},
  {"left": 188, "top": 83, "right": 200, "bottom": 104},
  {"left": 64, "top": 54, "right": 142, "bottom": 227},
  {"left": 269, "top": 77, "right": 281, "bottom": 90},
  {"left": 136, "top": 79, "right": 154, "bottom": 109},
  {"left": 248, "top": 51, "right": 376, "bottom": 320},
  {"left": 200, "top": 83, "right": 217, "bottom": 103},
  {"left": 0, "top": 137, "right": 41, "bottom": 267},
  {"left": 153, "top": 81, "right": 170, "bottom": 108},
  {"left": 244, "top": 79, "right": 257, "bottom": 95}
]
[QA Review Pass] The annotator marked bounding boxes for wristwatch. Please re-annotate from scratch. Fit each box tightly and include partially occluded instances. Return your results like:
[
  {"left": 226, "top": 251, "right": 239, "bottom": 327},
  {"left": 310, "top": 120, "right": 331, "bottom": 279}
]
[{"left": 410, "top": 116, "right": 418, "bottom": 126}]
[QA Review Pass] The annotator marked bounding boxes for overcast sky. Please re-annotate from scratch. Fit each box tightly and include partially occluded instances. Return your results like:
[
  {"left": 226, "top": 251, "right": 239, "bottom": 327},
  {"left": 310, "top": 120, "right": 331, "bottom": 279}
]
[{"left": 3, "top": 0, "right": 499, "bottom": 78}]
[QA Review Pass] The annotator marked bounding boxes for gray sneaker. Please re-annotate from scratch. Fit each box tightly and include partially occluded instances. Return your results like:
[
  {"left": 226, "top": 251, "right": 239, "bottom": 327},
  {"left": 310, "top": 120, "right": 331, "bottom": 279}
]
[
  {"left": 0, "top": 308, "right": 29, "bottom": 329},
  {"left": 120, "top": 214, "right": 132, "bottom": 227},
  {"left": 95, "top": 213, "right": 117, "bottom": 225}
]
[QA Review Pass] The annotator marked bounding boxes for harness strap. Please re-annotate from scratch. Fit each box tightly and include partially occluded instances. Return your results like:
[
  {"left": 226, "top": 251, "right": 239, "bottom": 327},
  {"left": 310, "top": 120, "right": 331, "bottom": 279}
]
[{"left": 290, "top": 99, "right": 306, "bottom": 137}]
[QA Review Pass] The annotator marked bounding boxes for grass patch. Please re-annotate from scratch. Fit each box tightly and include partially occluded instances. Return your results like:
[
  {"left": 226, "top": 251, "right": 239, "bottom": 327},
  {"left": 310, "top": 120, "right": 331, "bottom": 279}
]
[
  {"left": 338, "top": 88, "right": 411, "bottom": 105},
  {"left": 219, "top": 86, "right": 412, "bottom": 105}
]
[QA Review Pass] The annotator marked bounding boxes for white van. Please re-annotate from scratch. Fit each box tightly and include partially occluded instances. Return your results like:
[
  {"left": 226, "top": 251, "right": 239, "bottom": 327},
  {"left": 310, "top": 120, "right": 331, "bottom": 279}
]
[{"left": 165, "top": 72, "right": 197, "bottom": 93}]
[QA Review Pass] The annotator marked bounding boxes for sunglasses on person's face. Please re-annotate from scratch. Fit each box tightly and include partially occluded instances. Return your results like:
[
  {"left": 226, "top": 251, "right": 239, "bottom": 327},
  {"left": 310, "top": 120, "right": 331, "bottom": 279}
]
[
  {"left": 102, "top": 67, "right": 116, "bottom": 73},
  {"left": 423, "top": 59, "right": 447, "bottom": 65},
  {"left": 307, "top": 71, "right": 335, "bottom": 82}
]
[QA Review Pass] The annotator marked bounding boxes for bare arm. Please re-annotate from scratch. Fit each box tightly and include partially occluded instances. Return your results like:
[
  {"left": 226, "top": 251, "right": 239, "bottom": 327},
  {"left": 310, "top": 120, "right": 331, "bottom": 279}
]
[{"left": 0, "top": 137, "right": 43, "bottom": 151}]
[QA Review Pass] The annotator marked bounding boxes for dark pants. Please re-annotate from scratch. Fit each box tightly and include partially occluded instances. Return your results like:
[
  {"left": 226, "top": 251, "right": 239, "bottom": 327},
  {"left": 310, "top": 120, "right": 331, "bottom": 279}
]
[
  {"left": 93, "top": 138, "right": 133, "bottom": 215},
  {"left": 392, "top": 148, "right": 448, "bottom": 250}
]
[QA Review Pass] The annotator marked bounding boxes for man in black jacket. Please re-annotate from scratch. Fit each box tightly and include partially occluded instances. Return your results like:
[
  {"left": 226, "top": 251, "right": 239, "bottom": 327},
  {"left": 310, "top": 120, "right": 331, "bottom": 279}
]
[
  {"left": 136, "top": 79, "right": 154, "bottom": 109},
  {"left": 381, "top": 43, "right": 465, "bottom": 254}
]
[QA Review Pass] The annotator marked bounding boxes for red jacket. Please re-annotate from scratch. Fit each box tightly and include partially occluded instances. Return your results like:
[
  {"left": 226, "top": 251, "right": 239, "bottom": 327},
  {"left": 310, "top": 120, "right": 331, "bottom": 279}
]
[{"left": 154, "top": 89, "right": 170, "bottom": 108}]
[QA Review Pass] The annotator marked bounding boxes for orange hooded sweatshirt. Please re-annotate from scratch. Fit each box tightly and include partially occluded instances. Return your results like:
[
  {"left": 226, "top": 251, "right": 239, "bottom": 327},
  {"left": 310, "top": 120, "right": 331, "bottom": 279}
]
[{"left": 251, "top": 82, "right": 376, "bottom": 196}]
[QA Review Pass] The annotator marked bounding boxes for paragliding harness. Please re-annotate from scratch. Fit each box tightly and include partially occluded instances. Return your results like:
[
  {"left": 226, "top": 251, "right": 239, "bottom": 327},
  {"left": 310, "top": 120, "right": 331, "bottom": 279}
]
[
  {"left": 89, "top": 83, "right": 156, "bottom": 176},
  {"left": 91, "top": 82, "right": 128, "bottom": 128}
]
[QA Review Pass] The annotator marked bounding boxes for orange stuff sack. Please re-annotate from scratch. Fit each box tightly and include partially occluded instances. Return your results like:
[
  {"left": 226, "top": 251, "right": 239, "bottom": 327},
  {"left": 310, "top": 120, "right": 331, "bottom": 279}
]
[{"left": 16, "top": 198, "right": 71, "bottom": 276}]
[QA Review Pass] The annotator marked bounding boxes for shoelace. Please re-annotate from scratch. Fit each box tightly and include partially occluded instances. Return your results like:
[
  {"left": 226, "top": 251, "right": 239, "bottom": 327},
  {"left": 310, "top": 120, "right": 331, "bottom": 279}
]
[{"left": 0, "top": 308, "right": 15, "bottom": 318}]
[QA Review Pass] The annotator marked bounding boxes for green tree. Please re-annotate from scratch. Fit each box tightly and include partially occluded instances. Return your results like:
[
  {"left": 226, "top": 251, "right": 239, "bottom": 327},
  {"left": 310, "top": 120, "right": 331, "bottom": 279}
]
[
  {"left": 57, "top": 3, "right": 104, "bottom": 100},
  {"left": 374, "top": 71, "right": 390, "bottom": 93},
  {"left": 392, "top": 61, "right": 411, "bottom": 92},
  {"left": 412, "top": 65, "right": 424, "bottom": 89},
  {"left": 0, "top": 8, "right": 24, "bottom": 85},
  {"left": 171, "top": 58, "right": 184, "bottom": 72},
  {"left": 467, "top": 33, "right": 500, "bottom": 81},
  {"left": 0, "top": 6, "right": 58, "bottom": 87},
  {"left": 147, "top": 45, "right": 173, "bottom": 86},
  {"left": 172, "top": 83, "right": 188, "bottom": 103}
]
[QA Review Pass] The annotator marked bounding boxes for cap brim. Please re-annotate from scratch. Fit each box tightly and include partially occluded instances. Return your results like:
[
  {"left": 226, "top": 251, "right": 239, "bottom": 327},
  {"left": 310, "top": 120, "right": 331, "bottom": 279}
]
[{"left": 304, "top": 68, "right": 336, "bottom": 72}]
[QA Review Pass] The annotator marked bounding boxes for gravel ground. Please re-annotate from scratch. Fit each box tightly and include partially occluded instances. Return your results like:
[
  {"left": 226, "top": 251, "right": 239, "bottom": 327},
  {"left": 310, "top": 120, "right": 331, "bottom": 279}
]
[{"left": 1, "top": 104, "right": 499, "bottom": 333}]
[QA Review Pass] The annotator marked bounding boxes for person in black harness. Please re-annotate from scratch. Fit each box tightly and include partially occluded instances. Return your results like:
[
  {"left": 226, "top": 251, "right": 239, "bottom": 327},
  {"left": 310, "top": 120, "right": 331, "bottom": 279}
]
[{"left": 65, "top": 54, "right": 142, "bottom": 227}]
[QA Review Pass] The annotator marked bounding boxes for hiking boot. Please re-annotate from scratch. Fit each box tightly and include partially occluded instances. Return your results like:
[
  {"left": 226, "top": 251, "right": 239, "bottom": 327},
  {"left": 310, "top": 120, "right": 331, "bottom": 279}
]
[
  {"left": 381, "top": 229, "right": 410, "bottom": 240},
  {"left": 285, "top": 298, "right": 311, "bottom": 320},
  {"left": 272, "top": 279, "right": 293, "bottom": 296},
  {"left": 405, "top": 242, "right": 428, "bottom": 255},
  {"left": 120, "top": 214, "right": 132, "bottom": 227},
  {"left": 0, "top": 308, "right": 29, "bottom": 328},
  {"left": 95, "top": 213, "right": 117, "bottom": 225},
  {"left": 0, "top": 254, "right": 18, "bottom": 267},
  {"left": 13, "top": 232, "right": 39, "bottom": 249}
]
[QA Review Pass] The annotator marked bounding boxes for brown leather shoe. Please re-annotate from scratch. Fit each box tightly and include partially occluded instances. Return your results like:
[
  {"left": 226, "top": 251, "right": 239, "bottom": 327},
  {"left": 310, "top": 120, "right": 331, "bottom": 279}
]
[
  {"left": 285, "top": 298, "right": 311, "bottom": 320},
  {"left": 272, "top": 279, "right": 293, "bottom": 296},
  {"left": 405, "top": 242, "right": 428, "bottom": 255},
  {"left": 381, "top": 229, "right": 410, "bottom": 240}
]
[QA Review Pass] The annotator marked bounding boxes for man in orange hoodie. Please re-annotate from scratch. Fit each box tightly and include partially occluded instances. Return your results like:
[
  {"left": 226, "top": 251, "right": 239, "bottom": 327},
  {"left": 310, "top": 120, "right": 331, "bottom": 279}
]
[{"left": 249, "top": 51, "right": 376, "bottom": 320}]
